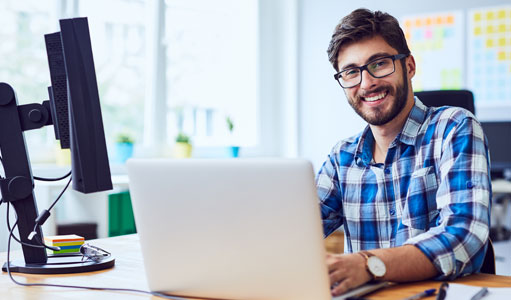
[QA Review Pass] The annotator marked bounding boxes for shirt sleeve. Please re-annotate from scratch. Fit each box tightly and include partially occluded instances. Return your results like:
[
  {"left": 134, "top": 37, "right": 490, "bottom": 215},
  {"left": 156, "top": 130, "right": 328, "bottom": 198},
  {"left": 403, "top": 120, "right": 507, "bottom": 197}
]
[
  {"left": 404, "top": 115, "right": 491, "bottom": 280},
  {"left": 316, "top": 148, "right": 344, "bottom": 238}
]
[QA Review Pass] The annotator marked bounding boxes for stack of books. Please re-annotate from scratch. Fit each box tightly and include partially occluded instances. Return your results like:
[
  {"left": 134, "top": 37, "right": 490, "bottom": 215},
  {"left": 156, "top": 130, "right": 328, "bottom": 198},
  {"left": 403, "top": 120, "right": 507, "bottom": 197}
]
[{"left": 44, "top": 234, "right": 85, "bottom": 255}]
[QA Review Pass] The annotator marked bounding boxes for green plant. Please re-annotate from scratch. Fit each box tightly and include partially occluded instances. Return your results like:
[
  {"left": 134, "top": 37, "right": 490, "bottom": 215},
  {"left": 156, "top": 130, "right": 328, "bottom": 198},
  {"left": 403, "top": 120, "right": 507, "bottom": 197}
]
[
  {"left": 116, "top": 133, "right": 134, "bottom": 144},
  {"left": 226, "top": 116, "right": 234, "bottom": 133},
  {"left": 175, "top": 132, "right": 190, "bottom": 144}
]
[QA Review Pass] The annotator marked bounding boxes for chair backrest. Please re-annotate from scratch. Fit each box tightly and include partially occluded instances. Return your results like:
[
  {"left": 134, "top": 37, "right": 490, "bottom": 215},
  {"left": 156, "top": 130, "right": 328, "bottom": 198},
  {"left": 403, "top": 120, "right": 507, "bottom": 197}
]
[
  {"left": 480, "top": 239, "right": 496, "bottom": 274},
  {"left": 414, "top": 90, "right": 475, "bottom": 115}
]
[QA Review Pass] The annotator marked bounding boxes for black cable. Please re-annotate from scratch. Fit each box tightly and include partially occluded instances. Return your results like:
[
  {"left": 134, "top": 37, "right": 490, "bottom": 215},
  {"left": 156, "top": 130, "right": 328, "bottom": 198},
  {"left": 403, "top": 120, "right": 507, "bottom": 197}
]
[
  {"left": 5, "top": 202, "right": 44, "bottom": 249},
  {"left": 47, "top": 175, "right": 72, "bottom": 211},
  {"left": 33, "top": 170, "right": 71, "bottom": 182},
  {"left": 29, "top": 176, "right": 72, "bottom": 241},
  {"left": 5, "top": 221, "right": 189, "bottom": 299}
]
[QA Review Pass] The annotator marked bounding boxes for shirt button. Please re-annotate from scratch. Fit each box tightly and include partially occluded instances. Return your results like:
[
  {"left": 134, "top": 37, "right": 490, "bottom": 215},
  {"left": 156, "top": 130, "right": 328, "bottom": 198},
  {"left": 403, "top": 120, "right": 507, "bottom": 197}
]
[{"left": 389, "top": 209, "right": 395, "bottom": 216}]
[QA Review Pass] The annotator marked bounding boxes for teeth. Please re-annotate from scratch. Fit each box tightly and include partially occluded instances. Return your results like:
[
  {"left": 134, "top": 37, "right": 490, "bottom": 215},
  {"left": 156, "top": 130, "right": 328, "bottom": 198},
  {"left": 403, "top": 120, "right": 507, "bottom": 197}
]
[{"left": 364, "top": 92, "right": 387, "bottom": 102}]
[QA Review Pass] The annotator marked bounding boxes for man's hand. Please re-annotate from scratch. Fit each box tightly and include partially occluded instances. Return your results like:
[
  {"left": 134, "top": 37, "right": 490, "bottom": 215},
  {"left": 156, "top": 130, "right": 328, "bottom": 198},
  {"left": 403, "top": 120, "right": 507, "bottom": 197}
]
[{"left": 326, "top": 252, "right": 372, "bottom": 296}]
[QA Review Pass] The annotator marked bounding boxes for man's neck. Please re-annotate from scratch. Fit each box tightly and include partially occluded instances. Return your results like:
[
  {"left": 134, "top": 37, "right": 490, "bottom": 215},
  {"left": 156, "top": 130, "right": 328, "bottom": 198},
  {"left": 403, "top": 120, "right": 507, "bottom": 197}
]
[{"left": 370, "top": 96, "right": 415, "bottom": 164}]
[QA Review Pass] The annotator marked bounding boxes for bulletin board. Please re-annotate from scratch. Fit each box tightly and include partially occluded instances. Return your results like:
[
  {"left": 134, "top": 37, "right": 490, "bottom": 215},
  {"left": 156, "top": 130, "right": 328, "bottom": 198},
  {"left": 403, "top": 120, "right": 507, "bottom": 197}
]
[
  {"left": 402, "top": 11, "right": 464, "bottom": 92},
  {"left": 468, "top": 6, "right": 511, "bottom": 109}
]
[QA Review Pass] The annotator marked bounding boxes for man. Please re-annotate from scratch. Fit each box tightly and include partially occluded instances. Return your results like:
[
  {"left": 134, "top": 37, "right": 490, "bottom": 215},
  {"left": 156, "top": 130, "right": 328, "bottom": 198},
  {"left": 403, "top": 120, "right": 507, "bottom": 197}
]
[{"left": 316, "top": 8, "right": 492, "bottom": 297}]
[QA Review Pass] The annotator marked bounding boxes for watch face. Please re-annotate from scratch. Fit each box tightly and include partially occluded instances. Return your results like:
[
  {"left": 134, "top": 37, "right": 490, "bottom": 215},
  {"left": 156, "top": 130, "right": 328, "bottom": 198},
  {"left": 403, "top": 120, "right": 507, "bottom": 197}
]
[{"left": 367, "top": 256, "right": 386, "bottom": 277}]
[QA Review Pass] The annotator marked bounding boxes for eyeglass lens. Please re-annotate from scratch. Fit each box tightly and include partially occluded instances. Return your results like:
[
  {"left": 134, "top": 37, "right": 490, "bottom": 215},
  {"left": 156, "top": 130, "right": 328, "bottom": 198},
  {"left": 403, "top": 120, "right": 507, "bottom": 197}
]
[{"left": 339, "top": 57, "right": 396, "bottom": 88}]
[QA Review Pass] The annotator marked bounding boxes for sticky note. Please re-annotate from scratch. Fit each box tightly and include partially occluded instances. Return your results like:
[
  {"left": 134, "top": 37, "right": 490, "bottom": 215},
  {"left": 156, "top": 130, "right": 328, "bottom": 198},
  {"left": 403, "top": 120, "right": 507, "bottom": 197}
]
[
  {"left": 497, "top": 10, "right": 506, "bottom": 19},
  {"left": 498, "top": 52, "right": 506, "bottom": 61},
  {"left": 486, "top": 11, "right": 495, "bottom": 20},
  {"left": 499, "top": 38, "right": 506, "bottom": 47},
  {"left": 425, "top": 29, "right": 433, "bottom": 39},
  {"left": 499, "top": 24, "right": 506, "bottom": 33},
  {"left": 474, "top": 27, "right": 482, "bottom": 36},
  {"left": 486, "top": 25, "right": 494, "bottom": 34},
  {"left": 486, "top": 39, "right": 494, "bottom": 48},
  {"left": 474, "top": 13, "right": 482, "bottom": 22}
]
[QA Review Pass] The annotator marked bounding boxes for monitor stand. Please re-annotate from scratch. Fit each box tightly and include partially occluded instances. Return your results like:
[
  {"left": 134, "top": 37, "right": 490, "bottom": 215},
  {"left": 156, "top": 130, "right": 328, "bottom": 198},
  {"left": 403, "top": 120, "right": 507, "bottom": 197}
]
[
  {"left": 2, "top": 254, "right": 115, "bottom": 274},
  {"left": 0, "top": 83, "right": 115, "bottom": 274}
]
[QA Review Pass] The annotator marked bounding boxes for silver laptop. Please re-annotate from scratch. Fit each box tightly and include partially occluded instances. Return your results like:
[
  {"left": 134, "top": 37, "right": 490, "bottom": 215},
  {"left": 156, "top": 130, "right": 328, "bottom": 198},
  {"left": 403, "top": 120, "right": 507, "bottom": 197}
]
[{"left": 127, "top": 158, "right": 386, "bottom": 300}]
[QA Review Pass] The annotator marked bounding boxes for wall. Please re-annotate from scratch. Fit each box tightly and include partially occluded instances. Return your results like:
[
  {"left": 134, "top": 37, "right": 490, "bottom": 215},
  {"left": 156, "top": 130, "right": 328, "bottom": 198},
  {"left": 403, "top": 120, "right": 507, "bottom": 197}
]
[{"left": 297, "top": 0, "right": 511, "bottom": 170}]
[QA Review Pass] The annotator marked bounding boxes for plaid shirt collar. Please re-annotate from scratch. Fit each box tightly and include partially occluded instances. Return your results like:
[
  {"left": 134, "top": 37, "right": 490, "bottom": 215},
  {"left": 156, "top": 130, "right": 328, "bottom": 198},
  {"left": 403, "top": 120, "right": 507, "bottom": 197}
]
[{"left": 354, "top": 97, "right": 428, "bottom": 167}]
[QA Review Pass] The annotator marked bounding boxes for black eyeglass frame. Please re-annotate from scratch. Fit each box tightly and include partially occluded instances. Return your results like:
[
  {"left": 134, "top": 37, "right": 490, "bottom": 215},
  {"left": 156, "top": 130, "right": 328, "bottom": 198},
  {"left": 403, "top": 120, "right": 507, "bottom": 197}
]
[{"left": 334, "top": 53, "right": 408, "bottom": 88}]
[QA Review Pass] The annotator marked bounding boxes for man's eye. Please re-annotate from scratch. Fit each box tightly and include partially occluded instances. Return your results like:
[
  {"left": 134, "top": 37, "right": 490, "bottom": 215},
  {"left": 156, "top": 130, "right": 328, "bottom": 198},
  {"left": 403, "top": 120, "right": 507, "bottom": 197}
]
[
  {"left": 372, "top": 60, "right": 389, "bottom": 68},
  {"left": 343, "top": 69, "right": 359, "bottom": 77}
]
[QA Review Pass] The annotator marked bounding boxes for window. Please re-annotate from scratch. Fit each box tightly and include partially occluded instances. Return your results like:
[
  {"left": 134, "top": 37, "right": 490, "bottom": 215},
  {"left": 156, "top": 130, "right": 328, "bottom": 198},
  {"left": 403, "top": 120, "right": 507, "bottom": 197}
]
[
  {"left": 1, "top": 0, "right": 267, "bottom": 163},
  {"left": 78, "top": 0, "right": 147, "bottom": 149},
  {"left": 165, "top": 0, "right": 258, "bottom": 147},
  {"left": 0, "top": 0, "right": 58, "bottom": 162}
]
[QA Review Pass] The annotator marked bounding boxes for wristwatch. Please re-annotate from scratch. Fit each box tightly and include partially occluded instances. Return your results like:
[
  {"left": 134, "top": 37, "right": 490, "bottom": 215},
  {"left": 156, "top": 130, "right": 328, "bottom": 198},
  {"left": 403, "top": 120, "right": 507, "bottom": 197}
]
[{"left": 358, "top": 251, "right": 386, "bottom": 281}]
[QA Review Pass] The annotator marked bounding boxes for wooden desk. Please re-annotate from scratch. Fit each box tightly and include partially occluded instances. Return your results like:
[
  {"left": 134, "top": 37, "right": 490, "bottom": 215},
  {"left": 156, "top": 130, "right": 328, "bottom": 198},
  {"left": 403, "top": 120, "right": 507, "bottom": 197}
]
[{"left": 1, "top": 234, "right": 510, "bottom": 300}]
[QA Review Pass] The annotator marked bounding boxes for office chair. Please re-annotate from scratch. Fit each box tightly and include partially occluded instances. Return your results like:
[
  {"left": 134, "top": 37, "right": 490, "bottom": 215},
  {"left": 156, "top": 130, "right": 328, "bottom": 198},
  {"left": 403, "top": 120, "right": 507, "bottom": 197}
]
[
  {"left": 414, "top": 90, "right": 475, "bottom": 115},
  {"left": 480, "top": 239, "right": 496, "bottom": 274}
]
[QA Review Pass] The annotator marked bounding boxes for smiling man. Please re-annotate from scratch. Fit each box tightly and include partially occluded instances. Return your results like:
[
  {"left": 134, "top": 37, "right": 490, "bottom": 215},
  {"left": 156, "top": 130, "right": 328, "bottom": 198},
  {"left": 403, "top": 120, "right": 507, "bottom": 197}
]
[{"left": 316, "top": 8, "right": 492, "bottom": 297}]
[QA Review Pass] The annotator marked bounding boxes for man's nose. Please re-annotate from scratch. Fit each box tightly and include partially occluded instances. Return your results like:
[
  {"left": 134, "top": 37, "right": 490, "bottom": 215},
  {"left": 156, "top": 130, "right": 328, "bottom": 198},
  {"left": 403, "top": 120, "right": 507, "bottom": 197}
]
[{"left": 359, "top": 69, "right": 377, "bottom": 90}]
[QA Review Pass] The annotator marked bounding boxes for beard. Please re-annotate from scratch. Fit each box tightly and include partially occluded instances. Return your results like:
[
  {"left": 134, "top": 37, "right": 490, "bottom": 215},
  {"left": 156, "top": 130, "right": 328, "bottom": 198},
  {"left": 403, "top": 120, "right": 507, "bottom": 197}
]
[{"left": 345, "top": 66, "right": 409, "bottom": 126}]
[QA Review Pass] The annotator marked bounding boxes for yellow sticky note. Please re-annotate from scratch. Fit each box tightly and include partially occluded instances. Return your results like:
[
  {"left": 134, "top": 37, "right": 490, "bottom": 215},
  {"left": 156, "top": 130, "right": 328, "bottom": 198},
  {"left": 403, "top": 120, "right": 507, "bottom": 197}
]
[
  {"left": 497, "top": 10, "right": 506, "bottom": 19},
  {"left": 486, "top": 25, "right": 494, "bottom": 34},
  {"left": 486, "top": 11, "right": 495, "bottom": 20},
  {"left": 474, "top": 27, "right": 482, "bottom": 36},
  {"left": 486, "top": 39, "right": 494, "bottom": 48},
  {"left": 498, "top": 52, "right": 506, "bottom": 61},
  {"left": 474, "top": 12, "right": 482, "bottom": 22},
  {"left": 499, "top": 24, "right": 506, "bottom": 33},
  {"left": 499, "top": 38, "right": 506, "bottom": 47}
]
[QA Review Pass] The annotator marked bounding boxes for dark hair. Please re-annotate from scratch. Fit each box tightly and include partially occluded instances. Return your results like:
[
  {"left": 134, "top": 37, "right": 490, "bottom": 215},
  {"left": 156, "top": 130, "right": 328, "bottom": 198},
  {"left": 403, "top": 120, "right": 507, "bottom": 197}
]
[{"left": 327, "top": 8, "right": 411, "bottom": 71}]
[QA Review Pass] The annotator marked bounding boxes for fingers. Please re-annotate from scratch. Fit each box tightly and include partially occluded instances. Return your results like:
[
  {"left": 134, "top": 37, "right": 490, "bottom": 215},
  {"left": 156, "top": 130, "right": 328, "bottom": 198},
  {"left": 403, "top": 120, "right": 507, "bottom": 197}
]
[
  {"left": 329, "top": 269, "right": 347, "bottom": 285},
  {"left": 331, "top": 277, "right": 355, "bottom": 297}
]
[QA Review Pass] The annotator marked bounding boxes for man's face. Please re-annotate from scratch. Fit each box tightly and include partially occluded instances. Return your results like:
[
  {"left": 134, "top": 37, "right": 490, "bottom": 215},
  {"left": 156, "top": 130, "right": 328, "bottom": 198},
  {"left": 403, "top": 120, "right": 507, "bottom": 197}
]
[{"left": 336, "top": 35, "right": 411, "bottom": 126}]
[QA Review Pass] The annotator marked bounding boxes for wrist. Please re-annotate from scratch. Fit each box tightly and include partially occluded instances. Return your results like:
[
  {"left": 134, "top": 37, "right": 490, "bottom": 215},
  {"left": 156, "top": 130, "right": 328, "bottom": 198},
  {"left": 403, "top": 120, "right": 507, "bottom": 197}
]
[{"left": 358, "top": 251, "right": 386, "bottom": 281}]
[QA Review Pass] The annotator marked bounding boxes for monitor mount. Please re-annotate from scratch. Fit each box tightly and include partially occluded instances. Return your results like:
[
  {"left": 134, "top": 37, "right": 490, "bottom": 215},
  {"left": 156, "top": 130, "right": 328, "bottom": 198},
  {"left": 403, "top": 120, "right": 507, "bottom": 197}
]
[{"left": 0, "top": 82, "right": 114, "bottom": 274}]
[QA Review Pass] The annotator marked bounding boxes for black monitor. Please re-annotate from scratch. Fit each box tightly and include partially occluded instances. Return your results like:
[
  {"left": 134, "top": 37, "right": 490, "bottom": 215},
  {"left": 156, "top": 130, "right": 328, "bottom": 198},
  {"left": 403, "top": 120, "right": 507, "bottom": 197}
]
[
  {"left": 0, "top": 17, "right": 113, "bottom": 274},
  {"left": 481, "top": 121, "right": 511, "bottom": 180}
]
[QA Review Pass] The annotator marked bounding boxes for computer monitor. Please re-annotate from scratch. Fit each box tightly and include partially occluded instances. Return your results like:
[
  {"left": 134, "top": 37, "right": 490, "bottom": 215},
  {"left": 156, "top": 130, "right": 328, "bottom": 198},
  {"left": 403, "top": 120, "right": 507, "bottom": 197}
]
[
  {"left": 50, "top": 18, "right": 113, "bottom": 194},
  {"left": 481, "top": 121, "right": 511, "bottom": 180},
  {"left": 0, "top": 17, "right": 113, "bottom": 274}
]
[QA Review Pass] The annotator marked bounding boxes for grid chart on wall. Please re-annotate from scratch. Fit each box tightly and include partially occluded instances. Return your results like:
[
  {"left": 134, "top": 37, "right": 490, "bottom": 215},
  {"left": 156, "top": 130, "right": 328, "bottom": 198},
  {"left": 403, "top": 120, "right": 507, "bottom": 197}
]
[
  {"left": 402, "top": 11, "right": 464, "bottom": 92},
  {"left": 468, "top": 6, "right": 511, "bottom": 108}
]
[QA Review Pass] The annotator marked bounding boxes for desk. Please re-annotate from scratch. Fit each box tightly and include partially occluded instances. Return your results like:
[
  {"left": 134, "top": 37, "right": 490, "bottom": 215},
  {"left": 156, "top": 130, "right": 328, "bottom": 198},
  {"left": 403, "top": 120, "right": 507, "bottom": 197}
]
[{"left": 1, "top": 234, "right": 511, "bottom": 300}]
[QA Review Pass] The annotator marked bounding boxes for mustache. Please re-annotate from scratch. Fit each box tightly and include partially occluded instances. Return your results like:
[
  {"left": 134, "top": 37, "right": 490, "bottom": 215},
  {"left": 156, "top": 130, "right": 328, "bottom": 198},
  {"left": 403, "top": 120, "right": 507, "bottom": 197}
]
[{"left": 358, "top": 85, "right": 394, "bottom": 100}]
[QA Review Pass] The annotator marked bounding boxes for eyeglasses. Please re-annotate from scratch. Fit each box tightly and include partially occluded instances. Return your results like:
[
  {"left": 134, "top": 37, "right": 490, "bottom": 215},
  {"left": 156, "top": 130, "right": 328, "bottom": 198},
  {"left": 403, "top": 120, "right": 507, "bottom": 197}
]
[
  {"left": 334, "top": 54, "right": 408, "bottom": 88},
  {"left": 80, "top": 243, "right": 111, "bottom": 262}
]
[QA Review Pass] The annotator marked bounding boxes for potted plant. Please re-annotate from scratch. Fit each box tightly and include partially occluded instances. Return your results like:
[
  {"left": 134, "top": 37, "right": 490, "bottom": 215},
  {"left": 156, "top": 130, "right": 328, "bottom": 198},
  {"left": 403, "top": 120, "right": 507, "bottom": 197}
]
[
  {"left": 226, "top": 116, "right": 239, "bottom": 158},
  {"left": 173, "top": 132, "right": 192, "bottom": 158},
  {"left": 115, "top": 133, "right": 134, "bottom": 163}
]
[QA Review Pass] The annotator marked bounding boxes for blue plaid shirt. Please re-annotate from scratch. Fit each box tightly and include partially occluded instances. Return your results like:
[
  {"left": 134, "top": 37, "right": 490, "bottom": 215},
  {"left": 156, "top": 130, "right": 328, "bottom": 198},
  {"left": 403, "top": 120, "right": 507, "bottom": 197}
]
[{"left": 316, "top": 98, "right": 491, "bottom": 280}]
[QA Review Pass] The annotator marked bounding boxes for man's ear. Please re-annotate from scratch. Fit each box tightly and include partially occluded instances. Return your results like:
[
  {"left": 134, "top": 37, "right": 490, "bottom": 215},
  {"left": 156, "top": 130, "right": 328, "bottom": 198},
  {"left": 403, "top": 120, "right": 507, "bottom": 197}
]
[{"left": 406, "top": 55, "right": 416, "bottom": 79}]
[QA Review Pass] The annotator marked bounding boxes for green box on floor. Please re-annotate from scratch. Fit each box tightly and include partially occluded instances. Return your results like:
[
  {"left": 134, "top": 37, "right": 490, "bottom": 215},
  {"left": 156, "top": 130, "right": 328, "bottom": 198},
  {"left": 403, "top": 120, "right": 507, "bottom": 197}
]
[{"left": 108, "top": 191, "right": 137, "bottom": 237}]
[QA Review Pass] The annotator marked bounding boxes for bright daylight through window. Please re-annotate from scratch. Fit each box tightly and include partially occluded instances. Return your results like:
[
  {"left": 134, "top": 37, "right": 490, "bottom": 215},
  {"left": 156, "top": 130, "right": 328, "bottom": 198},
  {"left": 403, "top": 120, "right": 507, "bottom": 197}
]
[{"left": 1, "top": 0, "right": 259, "bottom": 164}]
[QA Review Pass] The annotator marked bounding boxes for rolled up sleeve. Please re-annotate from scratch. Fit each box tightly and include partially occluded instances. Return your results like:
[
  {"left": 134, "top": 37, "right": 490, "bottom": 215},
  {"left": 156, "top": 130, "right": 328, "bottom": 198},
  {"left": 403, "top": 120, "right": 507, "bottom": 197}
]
[{"left": 404, "top": 116, "right": 491, "bottom": 280}]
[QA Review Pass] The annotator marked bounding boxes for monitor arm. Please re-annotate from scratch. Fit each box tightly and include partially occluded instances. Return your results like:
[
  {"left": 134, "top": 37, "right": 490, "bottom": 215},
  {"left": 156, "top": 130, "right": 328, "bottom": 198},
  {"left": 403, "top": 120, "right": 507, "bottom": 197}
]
[{"left": 0, "top": 82, "right": 53, "bottom": 264}]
